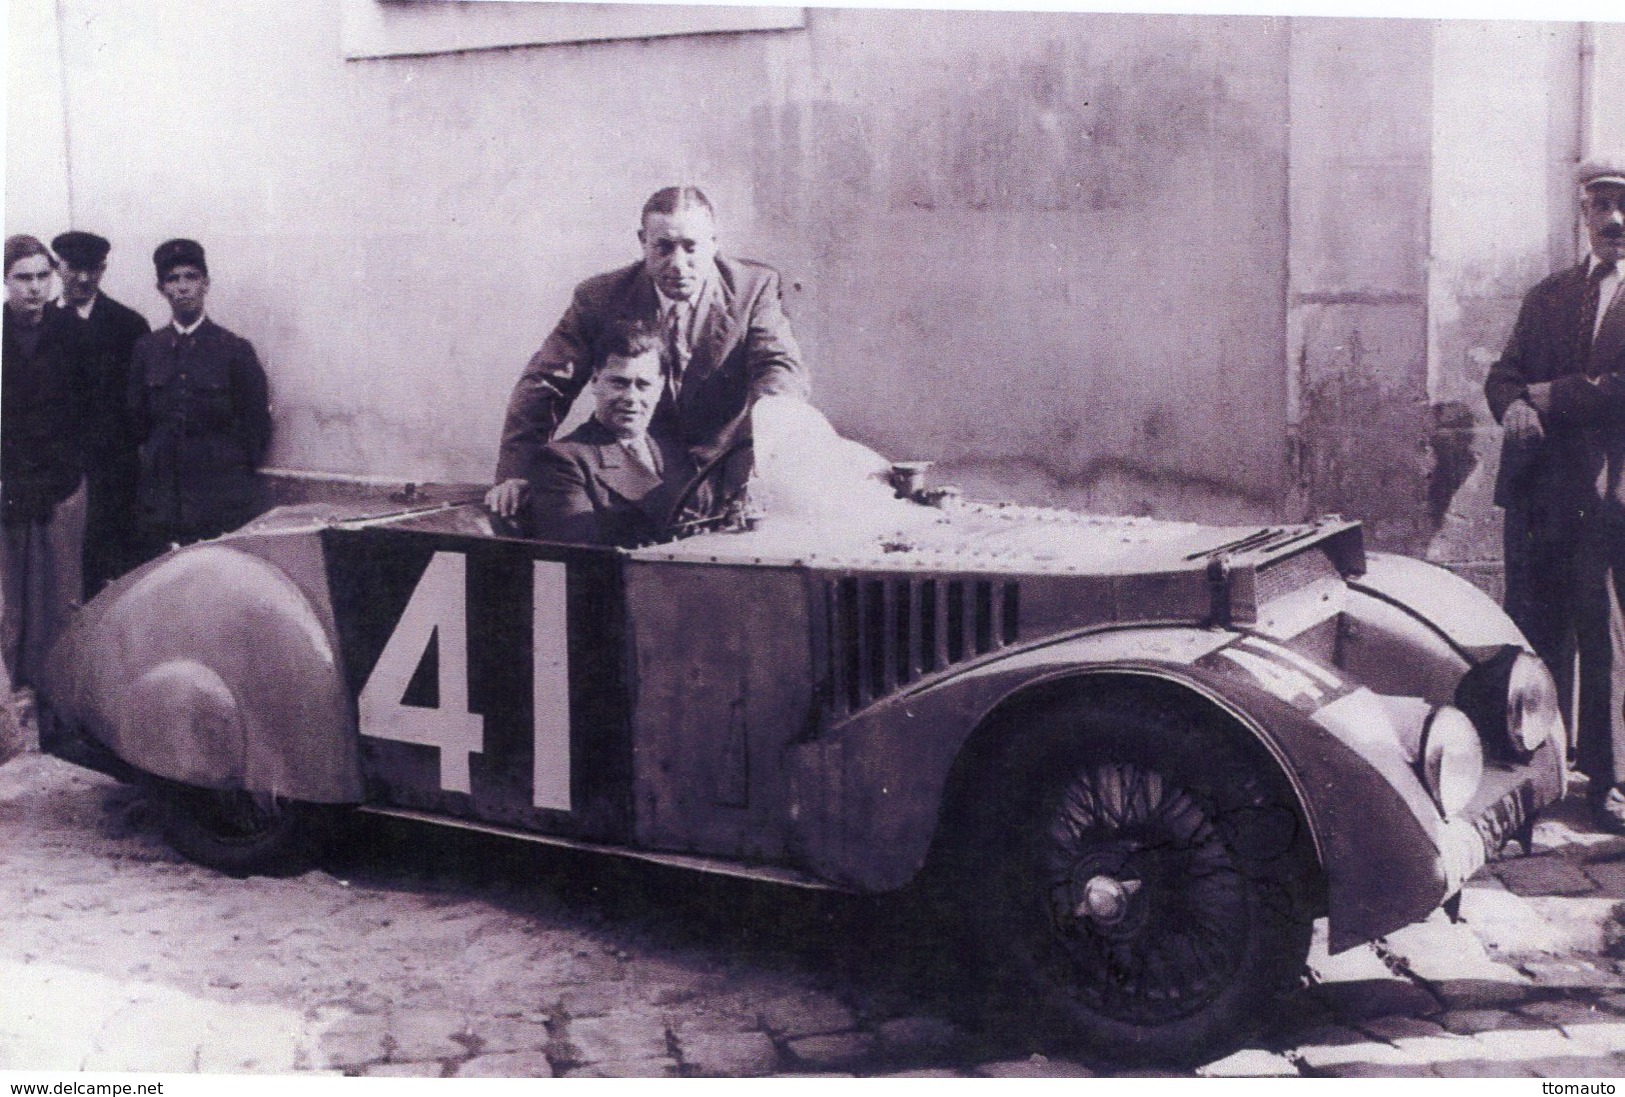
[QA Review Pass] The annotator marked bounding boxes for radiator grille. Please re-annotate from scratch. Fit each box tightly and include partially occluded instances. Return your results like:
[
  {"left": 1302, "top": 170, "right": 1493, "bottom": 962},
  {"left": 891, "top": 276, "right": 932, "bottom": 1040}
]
[{"left": 827, "top": 576, "right": 1020, "bottom": 714}]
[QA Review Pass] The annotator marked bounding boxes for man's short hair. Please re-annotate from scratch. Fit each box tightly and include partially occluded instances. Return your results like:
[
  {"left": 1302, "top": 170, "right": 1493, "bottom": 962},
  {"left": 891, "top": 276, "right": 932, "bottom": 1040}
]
[
  {"left": 52, "top": 230, "right": 111, "bottom": 269},
  {"left": 641, "top": 186, "right": 715, "bottom": 222},
  {"left": 153, "top": 238, "right": 208, "bottom": 280},
  {"left": 5, "top": 235, "right": 52, "bottom": 276},
  {"left": 595, "top": 317, "right": 664, "bottom": 373}
]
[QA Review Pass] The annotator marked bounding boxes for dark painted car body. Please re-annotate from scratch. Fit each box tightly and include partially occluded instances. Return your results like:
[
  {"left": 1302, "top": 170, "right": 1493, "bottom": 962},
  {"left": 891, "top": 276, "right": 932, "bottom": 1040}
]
[{"left": 40, "top": 477, "right": 1562, "bottom": 956}]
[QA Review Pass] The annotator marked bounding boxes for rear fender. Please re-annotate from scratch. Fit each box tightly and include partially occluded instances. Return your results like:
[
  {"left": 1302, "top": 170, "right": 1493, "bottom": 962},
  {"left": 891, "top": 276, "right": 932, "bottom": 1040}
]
[
  {"left": 43, "top": 541, "right": 359, "bottom": 801},
  {"left": 789, "top": 626, "right": 1446, "bottom": 951}
]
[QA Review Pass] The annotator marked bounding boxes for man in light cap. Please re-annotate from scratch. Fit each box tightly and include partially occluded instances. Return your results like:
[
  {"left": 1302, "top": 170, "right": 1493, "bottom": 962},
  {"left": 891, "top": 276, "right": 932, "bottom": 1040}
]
[
  {"left": 127, "top": 238, "right": 271, "bottom": 561},
  {"left": 1486, "top": 154, "right": 1625, "bottom": 831},
  {"left": 50, "top": 230, "right": 150, "bottom": 595}
]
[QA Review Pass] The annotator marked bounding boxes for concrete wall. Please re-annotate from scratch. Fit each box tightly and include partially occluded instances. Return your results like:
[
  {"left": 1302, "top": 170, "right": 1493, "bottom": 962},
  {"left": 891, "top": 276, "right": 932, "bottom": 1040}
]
[{"left": 4, "top": 4, "right": 1615, "bottom": 587}]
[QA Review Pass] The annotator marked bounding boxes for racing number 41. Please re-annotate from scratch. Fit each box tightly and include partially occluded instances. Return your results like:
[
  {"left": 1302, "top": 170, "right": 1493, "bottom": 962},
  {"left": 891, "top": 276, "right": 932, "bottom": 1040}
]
[{"left": 357, "top": 551, "right": 573, "bottom": 811}]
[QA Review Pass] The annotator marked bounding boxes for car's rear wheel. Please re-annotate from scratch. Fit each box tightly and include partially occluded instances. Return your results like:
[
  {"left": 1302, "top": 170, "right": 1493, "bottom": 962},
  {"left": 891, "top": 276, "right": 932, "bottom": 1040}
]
[
  {"left": 153, "top": 781, "right": 316, "bottom": 877},
  {"left": 960, "top": 693, "right": 1317, "bottom": 1064}
]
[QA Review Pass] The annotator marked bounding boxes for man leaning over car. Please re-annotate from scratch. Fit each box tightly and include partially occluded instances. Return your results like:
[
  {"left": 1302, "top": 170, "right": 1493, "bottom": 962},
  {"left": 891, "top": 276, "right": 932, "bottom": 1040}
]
[{"left": 486, "top": 185, "right": 807, "bottom": 520}]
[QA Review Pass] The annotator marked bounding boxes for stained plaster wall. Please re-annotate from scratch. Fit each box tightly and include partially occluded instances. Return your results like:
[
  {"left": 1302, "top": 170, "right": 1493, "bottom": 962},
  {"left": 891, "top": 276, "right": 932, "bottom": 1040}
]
[
  {"left": 7, "top": 1, "right": 1291, "bottom": 525},
  {"left": 4, "top": 3, "right": 1613, "bottom": 589}
]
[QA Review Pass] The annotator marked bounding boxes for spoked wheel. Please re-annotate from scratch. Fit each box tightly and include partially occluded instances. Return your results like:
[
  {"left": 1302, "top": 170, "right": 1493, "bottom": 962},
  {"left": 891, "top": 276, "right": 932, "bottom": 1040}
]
[
  {"left": 963, "top": 694, "right": 1317, "bottom": 1064},
  {"left": 664, "top": 439, "right": 753, "bottom": 537},
  {"left": 154, "top": 780, "right": 316, "bottom": 877}
]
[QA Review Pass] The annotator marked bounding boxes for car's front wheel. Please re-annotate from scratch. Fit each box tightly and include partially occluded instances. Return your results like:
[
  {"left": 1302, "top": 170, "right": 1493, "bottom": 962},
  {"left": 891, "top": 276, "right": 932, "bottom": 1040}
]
[
  {"left": 152, "top": 781, "right": 317, "bottom": 877},
  {"left": 961, "top": 693, "right": 1317, "bottom": 1064}
]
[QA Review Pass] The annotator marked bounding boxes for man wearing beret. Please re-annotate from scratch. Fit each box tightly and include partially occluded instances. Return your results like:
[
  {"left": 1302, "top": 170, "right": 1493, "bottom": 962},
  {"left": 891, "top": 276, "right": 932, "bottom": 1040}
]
[
  {"left": 1486, "top": 155, "right": 1625, "bottom": 831},
  {"left": 486, "top": 186, "right": 808, "bottom": 520},
  {"left": 50, "top": 231, "right": 150, "bottom": 595},
  {"left": 128, "top": 239, "right": 271, "bottom": 561}
]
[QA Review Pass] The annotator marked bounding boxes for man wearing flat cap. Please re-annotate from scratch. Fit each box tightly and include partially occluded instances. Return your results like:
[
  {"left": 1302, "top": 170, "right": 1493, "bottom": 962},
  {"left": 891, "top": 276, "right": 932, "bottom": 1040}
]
[
  {"left": 1486, "top": 154, "right": 1625, "bottom": 831},
  {"left": 50, "top": 230, "right": 150, "bottom": 595},
  {"left": 127, "top": 239, "right": 271, "bottom": 561},
  {"left": 486, "top": 186, "right": 808, "bottom": 522}
]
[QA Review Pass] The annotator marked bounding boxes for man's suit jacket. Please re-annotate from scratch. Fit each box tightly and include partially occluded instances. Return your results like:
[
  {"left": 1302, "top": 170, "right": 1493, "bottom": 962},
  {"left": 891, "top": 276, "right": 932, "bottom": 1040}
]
[
  {"left": 67, "top": 294, "right": 150, "bottom": 468},
  {"left": 496, "top": 255, "right": 807, "bottom": 485},
  {"left": 1, "top": 306, "right": 93, "bottom": 524},
  {"left": 1485, "top": 262, "right": 1624, "bottom": 538},
  {"left": 529, "top": 418, "right": 697, "bottom": 548}
]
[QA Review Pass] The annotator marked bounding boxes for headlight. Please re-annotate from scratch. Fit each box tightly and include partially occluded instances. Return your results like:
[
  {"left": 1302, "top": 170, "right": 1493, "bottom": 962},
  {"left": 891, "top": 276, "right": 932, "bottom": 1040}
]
[
  {"left": 1507, "top": 650, "right": 1563, "bottom": 755},
  {"left": 1418, "top": 705, "right": 1484, "bottom": 818},
  {"left": 1455, "top": 645, "right": 1562, "bottom": 762}
]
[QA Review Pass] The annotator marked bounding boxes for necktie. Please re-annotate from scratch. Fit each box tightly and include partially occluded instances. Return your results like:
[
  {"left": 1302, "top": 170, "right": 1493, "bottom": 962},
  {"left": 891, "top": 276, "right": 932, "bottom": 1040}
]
[
  {"left": 1581, "top": 260, "right": 1617, "bottom": 375},
  {"left": 663, "top": 301, "right": 691, "bottom": 397},
  {"left": 623, "top": 436, "right": 660, "bottom": 476}
]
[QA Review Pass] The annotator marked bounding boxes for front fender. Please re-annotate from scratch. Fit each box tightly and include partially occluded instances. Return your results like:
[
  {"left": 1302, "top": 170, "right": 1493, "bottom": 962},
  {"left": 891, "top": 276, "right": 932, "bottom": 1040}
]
[
  {"left": 40, "top": 541, "right": 360, "bottom": 801},
  {"left": 787, "top": 626, "right": 1452, "bottom": 952}
]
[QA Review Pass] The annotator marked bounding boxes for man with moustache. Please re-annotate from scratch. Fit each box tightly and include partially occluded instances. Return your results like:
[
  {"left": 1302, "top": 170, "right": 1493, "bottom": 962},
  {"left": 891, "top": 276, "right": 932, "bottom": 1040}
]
[
  {"left": 0, "top": 235, "right": 93, "bottom": 690},
  {"left": 128, "top": 239, "right": 272, "bottom": 561},
  {"left": 530, "top": 319, "right": 700, "bottom": 547},
  {"left": 486, "top": 186, "right": 807, "bottom": 520},
  {"left": 50, "top": 231, "right": 150, "bottom": 595},
  {"left": 1486, "top": 155, "right": 1625, "bottom": 831}
]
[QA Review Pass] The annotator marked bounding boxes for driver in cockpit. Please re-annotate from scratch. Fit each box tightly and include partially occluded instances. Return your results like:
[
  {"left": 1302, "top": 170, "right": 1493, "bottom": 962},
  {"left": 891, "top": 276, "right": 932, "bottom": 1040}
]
[{"left": 529, "top": 318, "right": 701, "bottom": 547}]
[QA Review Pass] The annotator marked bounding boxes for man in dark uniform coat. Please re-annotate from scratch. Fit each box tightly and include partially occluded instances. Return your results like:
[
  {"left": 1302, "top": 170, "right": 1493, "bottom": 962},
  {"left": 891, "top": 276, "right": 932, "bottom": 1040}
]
[
  {"left": 1, "top": 235, "right": 93, "bottom": 688},
  {"left": 50, "top": 231, "right": 150, "bottom": 595},
  {"left": 128, "top": 239, "right": 271, "bottom": 561},
  {"left": 1486, "top": 155, "right": 1625, "bottom": 829},
  {"left": 486, "top": 186, "right": 807, "bottom": 519},
  {"left": 530, "top": 319, "right": 699, "bottom": 547}
]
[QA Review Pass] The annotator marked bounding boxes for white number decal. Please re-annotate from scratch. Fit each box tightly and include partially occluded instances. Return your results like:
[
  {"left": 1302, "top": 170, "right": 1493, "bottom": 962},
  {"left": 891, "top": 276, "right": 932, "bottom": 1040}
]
[
  {"left": 358, "top": 551, "right": 485, "bottom": 793},
  {"left": 533, "top": 560, "right": 572, "bottom": 811}
]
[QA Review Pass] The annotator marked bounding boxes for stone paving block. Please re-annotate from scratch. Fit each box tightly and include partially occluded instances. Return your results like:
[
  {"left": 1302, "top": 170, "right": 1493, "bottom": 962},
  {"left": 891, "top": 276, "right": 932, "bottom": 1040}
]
[
  {"left": 549, "top": 983, "right": 637, "bottom": 1020},
  {"left": 1312, "top": 1061, "right": 1433, "bottom": 1077},
  {"left": 563, "top": 1058, "right": 679, "bottom": 1077},
  {"left": 874, "top": 1014, "right": 964, "bottom": 1058},
  {"left": 1580, "top": 859, "right": 1625, "bottom": 897},
  {"left": 1435, "top": 1008, "right": 1545, "bottom": 1035},
  {"left": 881, "top": 1069, "right": 964, "bottom": 1077},
  {"left": 676, "top": 1031, "right": 779, "bottom": 1077},
  {"left": 1287, "top": 1022, "right": 1371, "bottom": 1048},
  {"left": 363, "top": 1061, "right": 443, "bottom": 1077},
  {"left": 973, "top": 1055, "right": 1096, "bottom": 1078},
  {"left": 1492, "top": 855, "right": 1598, "bottom": 897},
  {"left": 1467, "top": 1026, "right": 1592, "bottom": 1062},
  {"left": 1310, "top": 977, "right": 1439, "bottom": 1021},
  {"left": 1429, "top": 1059, "right": 1538, "bottom": 1077},
  {"left": 1518, "top": 896, "right": 1621, "bottom": 954},
  {"left": 1294, "top": 1038, "right": 1428, "bottom": 1071},
  {"left": 315, "top": 1014, "right": 390, "bottom": 1068},
  {"left": 759, "top": 992, "right": 858, "bottom": 1039},
  {"left": 1386, "top": 918, "right": 1533, "bottom": 991},
  {"left": 1521, "top": 960, "right": 1624, "bottom": 990},
  {"left": 386, "top": 1009, "right": 470, "bottom": 1061},
  {"left": 786, "top": 1032, "right": 875, "bottom": 1071},
  {"left": 1308, "top": 939, "right": 1395, "bottom": 985},
  {"left": 468, "top": 1015, "right": 552, "bottom": 1055},
  {"left": 564, "top": 1011, "right": 669, "bottom": 1064},
  {"left": 1557, "top": 1022, "right": 1625, "bottom": 1054},
  {"left": 1358, "top": 1015, "right": 1449, "bottom": 1041},
  {"left": 1430, "top": 977, "right": 1541, "bottom": 1010},
  {"left": 1598, "top": 993, "right": 1625, "bottom": 1014},
  {"left": 1527, "top": 1055, "right": 1625, "bottom": 1078},
  {"left": 1520, "top": 998, "right": 1613, "bottom": 1026},
  {"left": 455, "top": 1050, "right": 555, "bottom": 1077},
  {"left": 1195, "top": 1048, "right": 1300, "bottom": 1077}
]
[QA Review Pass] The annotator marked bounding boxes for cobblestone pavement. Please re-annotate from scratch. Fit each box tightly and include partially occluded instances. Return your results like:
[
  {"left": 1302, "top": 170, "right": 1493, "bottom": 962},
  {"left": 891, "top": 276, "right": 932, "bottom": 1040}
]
[{"left": 7, "top": 732, "right": 1625, "bottom": 1078}]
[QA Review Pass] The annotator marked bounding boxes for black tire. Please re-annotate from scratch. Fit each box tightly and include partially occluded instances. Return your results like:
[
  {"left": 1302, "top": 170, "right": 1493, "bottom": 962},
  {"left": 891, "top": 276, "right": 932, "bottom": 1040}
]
[
  {"left": 960, "top": 691, "right": 1317, "bottom": 1065},
  {"left": 153, "top": 780, "right": 317, "bottom": 877}
]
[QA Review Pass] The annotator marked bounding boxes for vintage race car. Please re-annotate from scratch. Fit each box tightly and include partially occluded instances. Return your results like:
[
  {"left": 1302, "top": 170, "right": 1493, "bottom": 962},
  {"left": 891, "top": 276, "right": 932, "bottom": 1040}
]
[{"left": 36, "top": 398, "right": 1565, "bottom": 1062}]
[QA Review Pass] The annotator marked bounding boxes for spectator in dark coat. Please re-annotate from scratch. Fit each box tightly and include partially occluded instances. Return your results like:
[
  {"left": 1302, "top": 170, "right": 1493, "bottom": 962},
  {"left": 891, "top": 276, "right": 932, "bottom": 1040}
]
[
  {"left": 1, "top": 235, "right": 92, "bottom": 688},
  {"left": 51, "top": 230, "right": 150, "bottom": 595},
  {"left": 128, "top": 239, "right": 271, "bottom": 560},
  {"left": 1486, "top": 154, "right": 1625, "bottom": 831}
]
